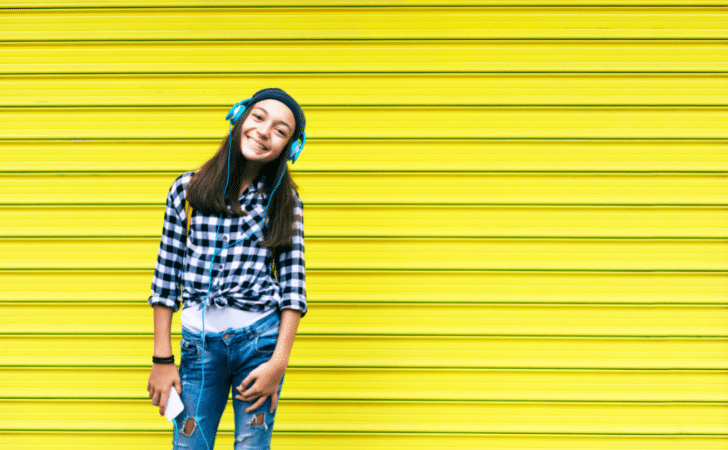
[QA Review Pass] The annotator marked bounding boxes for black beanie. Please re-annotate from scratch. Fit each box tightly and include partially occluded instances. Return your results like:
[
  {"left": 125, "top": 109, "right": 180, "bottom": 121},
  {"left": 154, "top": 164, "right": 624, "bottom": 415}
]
[{"left": 247, "top": 88, "right": 306, "bottom": 141}]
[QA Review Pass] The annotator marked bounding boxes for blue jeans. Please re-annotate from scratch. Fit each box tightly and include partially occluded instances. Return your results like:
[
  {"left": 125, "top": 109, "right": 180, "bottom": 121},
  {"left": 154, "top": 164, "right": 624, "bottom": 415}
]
[{"left": 174, "top": 311, "right": 283, "bottom": 450}]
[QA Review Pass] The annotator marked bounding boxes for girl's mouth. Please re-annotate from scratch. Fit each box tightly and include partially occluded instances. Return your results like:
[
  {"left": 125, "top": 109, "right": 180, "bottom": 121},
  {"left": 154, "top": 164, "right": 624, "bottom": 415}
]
[{"left": 248, "top": 137, "right": 266, "bottom": 150}]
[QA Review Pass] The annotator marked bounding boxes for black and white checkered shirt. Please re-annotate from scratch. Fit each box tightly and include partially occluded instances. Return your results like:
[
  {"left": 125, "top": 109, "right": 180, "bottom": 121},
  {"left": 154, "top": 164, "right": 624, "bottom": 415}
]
[{"left": 148, "top": 171, "right": 307, "bottom": 317}]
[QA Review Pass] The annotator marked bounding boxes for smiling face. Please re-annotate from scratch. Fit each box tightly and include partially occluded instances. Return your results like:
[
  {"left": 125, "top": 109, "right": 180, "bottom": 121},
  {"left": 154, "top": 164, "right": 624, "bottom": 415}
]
[{"left": 240, "top": 99, "right": 296, "bottom": 164}]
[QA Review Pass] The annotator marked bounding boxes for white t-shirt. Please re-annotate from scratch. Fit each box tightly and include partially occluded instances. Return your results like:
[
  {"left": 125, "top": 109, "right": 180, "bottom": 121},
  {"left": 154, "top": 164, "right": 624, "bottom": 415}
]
[{"left": 181, "top": 303, "right": 275, "bottom": 334}]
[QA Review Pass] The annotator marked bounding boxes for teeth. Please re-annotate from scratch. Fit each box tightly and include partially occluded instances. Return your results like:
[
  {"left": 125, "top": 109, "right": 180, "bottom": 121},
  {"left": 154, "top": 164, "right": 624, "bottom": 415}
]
[{"left": 250, "top": 138, "right": 264, "bottom": 150}]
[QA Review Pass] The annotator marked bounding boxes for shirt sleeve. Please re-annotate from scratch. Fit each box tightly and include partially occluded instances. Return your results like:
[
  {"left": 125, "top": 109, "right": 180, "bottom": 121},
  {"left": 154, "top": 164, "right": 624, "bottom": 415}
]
[
  {"left": 275, "top": 191, "right": 307, "bottom": 317},
  {"left": 148, "top": 173, "right": 189, "bottom": 312}
]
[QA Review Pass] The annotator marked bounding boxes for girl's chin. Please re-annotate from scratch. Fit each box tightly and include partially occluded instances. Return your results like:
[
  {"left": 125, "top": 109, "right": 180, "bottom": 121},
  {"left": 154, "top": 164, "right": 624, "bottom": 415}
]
[{"left": 242, "top": 148, "right": 276, "bottom": 163}]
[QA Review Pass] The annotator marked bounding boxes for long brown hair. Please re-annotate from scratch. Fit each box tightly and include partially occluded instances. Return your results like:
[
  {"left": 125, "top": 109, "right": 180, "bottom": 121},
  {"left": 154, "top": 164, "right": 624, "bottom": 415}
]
[{"left": 186, "top": 107, "right": 299, "bottom": 248}]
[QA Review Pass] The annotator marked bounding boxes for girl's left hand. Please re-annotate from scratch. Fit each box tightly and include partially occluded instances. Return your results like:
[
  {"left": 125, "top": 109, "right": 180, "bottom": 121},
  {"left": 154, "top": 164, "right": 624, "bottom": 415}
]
[{"left": 235, "top": 360, "right": 286, "bottom": 413}]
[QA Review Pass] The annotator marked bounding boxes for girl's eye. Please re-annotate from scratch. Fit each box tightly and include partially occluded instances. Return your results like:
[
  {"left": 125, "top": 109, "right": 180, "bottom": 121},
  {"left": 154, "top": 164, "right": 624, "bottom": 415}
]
[
  {"left": 277, "top": 129, "right": 286, "bottom": 136},
  {"left": 252, "top": 114, "right": 262, "bottom": 120}
]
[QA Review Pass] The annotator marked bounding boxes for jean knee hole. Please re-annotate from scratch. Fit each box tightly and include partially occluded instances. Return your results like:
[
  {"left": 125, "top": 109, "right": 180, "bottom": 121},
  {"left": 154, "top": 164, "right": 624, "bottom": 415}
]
[
  {"left": 183, "top": 417, "right": 197, "bottom": 436},
  {"left": 250, "top": 412, "right": 266, "bottom": 427}
]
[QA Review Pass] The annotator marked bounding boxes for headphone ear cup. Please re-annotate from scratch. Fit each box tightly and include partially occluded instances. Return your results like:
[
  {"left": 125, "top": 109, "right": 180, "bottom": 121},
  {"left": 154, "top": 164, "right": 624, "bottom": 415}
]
[
  {"left": 289, "top": 130, "right": 305, "bottom": 163},
  {"left": 289, "top": 141, "right": 302, "bottom": 163},
  {"left": 226, "top": 98, "right": 252, "bottom": 125}
]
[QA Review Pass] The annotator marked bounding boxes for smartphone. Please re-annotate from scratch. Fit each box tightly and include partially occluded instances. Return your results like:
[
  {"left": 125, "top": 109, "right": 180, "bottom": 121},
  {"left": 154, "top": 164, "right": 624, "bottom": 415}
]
[{"left": 165, "top": 389, "right": 184, "bottom": 421}]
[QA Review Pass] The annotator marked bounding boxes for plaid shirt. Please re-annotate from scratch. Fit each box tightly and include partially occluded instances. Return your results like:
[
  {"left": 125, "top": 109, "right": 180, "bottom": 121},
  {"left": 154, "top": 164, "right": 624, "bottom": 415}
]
[{"left": 148, "top": 171, "right": 307, "bottom": 317}]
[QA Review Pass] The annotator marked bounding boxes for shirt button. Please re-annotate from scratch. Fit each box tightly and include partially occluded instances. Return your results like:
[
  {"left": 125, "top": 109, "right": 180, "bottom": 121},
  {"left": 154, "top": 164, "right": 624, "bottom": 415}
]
[
  {"left": 218, "top": 264, "right": 224, "bottom": 270},
  {"left": 223, "top": 235, "right": 229, "bottom": 242}
]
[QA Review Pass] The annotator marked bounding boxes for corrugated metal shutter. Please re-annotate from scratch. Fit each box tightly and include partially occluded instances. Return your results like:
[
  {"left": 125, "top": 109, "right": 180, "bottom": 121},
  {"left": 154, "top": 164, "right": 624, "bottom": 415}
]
[{"left": 2, "top": 2, "right": 727, "bottom": 448}]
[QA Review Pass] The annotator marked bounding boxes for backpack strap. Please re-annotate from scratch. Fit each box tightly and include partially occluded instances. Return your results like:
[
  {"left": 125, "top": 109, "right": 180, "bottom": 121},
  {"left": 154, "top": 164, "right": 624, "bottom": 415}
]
[
  {"left": 184, "top": 199, "right": 192, "bottom": 239},
  {"left": 184, "top": 171, "right": 196, "bottom": 239},
  {"left": 180, "top": 189, "right": 193, "bottom": 304}
]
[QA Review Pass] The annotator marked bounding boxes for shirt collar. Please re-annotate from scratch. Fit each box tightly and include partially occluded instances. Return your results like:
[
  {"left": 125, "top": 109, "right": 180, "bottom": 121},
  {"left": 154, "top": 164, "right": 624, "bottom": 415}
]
[{"left": 239, "top": 175, "right": 268, "bottom": 203}]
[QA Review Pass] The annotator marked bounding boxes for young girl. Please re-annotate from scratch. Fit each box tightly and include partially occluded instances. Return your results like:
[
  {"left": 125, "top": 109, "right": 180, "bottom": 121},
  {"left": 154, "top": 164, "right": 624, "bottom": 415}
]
[{"left": 146, "top": 88, "right": 307, "bottom": 450}]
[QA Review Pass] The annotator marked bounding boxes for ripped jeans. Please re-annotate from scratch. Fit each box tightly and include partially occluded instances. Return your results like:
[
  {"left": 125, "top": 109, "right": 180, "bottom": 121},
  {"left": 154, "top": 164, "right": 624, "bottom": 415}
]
[{"left": 174, "top": 311, "right": 283, "bottom": 450}]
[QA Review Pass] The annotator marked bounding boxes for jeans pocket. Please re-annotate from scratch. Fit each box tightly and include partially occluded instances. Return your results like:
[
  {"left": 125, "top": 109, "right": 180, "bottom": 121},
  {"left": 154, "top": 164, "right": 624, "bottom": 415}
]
[
  {"left": 180, "top": 338, "right": 199, "bottom": 360},
  {"left": 253, "top": 327, "right": 279, "bottom": 355}
]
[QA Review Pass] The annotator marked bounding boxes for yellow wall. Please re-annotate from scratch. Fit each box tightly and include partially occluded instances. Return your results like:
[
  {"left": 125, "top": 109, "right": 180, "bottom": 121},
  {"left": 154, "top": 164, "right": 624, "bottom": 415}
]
[{"left": 2, "top": 2, "right": 727, "bottom": 448}]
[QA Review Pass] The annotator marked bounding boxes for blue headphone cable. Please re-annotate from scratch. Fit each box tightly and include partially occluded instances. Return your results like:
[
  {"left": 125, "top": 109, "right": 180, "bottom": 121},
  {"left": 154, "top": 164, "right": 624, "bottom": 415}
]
[{"left": 181, "top": 122, "right": 289, "bottom": 450}]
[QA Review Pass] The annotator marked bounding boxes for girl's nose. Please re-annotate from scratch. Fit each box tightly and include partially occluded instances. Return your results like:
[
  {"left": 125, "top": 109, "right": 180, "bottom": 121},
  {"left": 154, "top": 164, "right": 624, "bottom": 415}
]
[{"left": 257, "top": 122, "right": 272, "bottom": 139}]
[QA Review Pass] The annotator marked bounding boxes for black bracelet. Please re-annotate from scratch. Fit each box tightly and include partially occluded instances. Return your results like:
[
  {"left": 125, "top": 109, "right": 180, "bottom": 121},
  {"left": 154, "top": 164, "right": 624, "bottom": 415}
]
[{"left": 152, "top": 355, "right": 175, "bottom": 364}]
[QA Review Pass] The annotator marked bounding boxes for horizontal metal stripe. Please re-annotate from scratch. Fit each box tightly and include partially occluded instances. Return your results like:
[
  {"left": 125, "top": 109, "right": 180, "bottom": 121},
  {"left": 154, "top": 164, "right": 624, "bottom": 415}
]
[
  {"left": 3, "top": 431, "right": 727, "bottom": 450},
  {"left": 8, "top": 395, "right": 728, "bottom": 404},
  {"left": 3, "top": 237, "right": 727, "bottom": 270},
  {"left": 11, "top": 104, "right": 723, "bottom": 109},
  {"left": 3, "top": 71, "right": 727, "bottom": 75},
  {"left": 0, "top": 39, "right": 712, "bottom": 43},
  {"left": 4, "top": 267, "right": 726, "bottom": 272},
  {"left": 3, "top": 303, "right": 727, "bottom": 337},
  {"left": 4, "top": 367, "right": 728, "bottom": 401},
  {"left": 3, "top": 106, "right": 728, "bottom": 139},
  {"left": 5, "top": 105, "right": 728, "bottom": 109},
  {"left": 10, "top": 333, "right": 728, "bottom": 340},
  {"left": 4, "top": 203, "right": 728, "bottom": 207},
  {"left": 3, "top": 335, "right": 727, "bottom": 369},
  {"left": 0, "top": 432, "right": 726, "bottom": 437},
  {"left": 4, "top": 73, "right": 728, "bottom": 79},
  {"left": 3, "top": 7, "right": 726, "bottom": 41},
  {"left": 18, "top": 39, "right": 728, "bottom": 44},
  {"left": 3, "top": 398, "right": 728, "bottom": 433},
  {"left": 7, "top": 1, "right": 728, "bottom": 7},
  {"left": 2, "top": 139, "right": 727, "bottom": 172},
  {"left": 4, "top": 136, "right": 727, "bottom": 140},
  {"left": 3, "top": 270, "right": 725, "bottom": 304},
  {"left": 3, "top": 173, "right": 727, "bottom": 205},
  {"left": 2, "top": 38, "right": 727, "bottom": 42},
  {"left": 7, "top": 37, "right": 728, "bottom": 41},
  {"left": 6, "top": 365, "right": 728, "bottom": 371},
  {"left": 7, "top": 300, "right": 728, "bottom": 306},
  {"left": 2, "top": 42, "right": 727, "bottom": 74},
  {"left": 0, "top": 0, "right": 528, "bottom": 6},
  {"left": 7, "top": 333, "right": 728, "bottom": 338},
  {"left": 5, "top": 397, "right": 728, "bottom": 404},
  {"left": 1, "top": 74, "right": 727, "bottom": 107},
  {"left": 3, "top": 205, "right": 727, "bottom": 238},
  {"left": 10, "top": 236, "right": 727, "bottom": 240},
  {"left": 9, "top": 170, "right": 728, "bottom": 174}
]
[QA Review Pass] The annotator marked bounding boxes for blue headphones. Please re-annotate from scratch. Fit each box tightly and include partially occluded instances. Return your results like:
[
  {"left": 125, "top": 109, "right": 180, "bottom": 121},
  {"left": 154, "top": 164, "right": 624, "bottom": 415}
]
[{"left": 225, "top": 98, "right": 305, "bottom": 163}]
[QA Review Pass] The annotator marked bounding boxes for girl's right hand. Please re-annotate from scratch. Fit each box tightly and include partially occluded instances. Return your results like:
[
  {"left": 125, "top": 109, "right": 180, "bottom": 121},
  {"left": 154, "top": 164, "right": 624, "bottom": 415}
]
[{"left": 147, "top": 363, "right": 182, "bottom": 416}]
